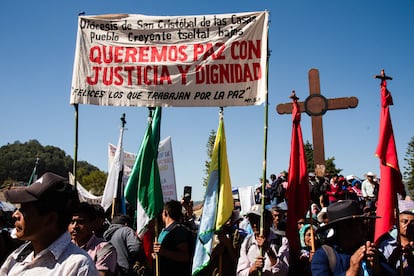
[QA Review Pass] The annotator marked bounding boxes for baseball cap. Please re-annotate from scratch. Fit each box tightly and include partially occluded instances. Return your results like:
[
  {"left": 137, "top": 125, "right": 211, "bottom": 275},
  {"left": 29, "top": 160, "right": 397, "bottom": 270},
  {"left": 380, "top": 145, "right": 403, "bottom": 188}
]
[
  {"left": 5, "top": 172, "right": 71, "bottom": 203},
  {"left": 399, "top": 199, "right": 414, "bottom": 215}
]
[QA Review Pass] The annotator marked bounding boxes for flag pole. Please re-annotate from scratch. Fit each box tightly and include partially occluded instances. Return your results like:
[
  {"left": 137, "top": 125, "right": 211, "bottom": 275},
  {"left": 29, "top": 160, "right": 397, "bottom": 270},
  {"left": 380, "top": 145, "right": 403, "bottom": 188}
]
[
  {"left": 28, "top": 156, "right": 39, "bottom": 185},
  {"left": 73, "top": 104, "right": 79, "bottom": 190},
  {"left": 394, "top": 195, "right": 403, "bottom": 276},
  {"left": 258, "top": 27, "right": 270, "bottom": 276},
  {"left": 110, "top": 113, "right": 127, "bottom": 219},
  {"left": 154, "top": 219, "right": 160, "bottom": 276},
  {"left": 260, "top": 25, "right": 271, "bottom": 239},
  {"left": 374, "top": 70, "right": 403, "bottom": 276},
  {"left": 309, "top": 204, "right": 316, "bottom": 254}
]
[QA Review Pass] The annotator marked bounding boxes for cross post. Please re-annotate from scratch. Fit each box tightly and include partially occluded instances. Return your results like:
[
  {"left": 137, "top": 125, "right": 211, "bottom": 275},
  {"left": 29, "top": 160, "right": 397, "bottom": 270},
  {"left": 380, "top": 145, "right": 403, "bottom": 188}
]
[{"left": 276, "top": 68, "right": 359, "bottom": 174}]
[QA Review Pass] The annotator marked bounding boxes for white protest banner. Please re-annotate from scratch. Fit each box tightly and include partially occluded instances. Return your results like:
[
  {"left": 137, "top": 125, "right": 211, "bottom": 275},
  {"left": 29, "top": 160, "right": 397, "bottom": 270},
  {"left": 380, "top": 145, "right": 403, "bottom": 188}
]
[
  {"left": 69, "top": 172, "right": 103, "bottom": 205},
  {"left": 70, "top": 11, "right": 268, "bottom": 107},
  {"left": 108, "top": 136, "right": 177, "bottom": 202},
  {"left": 157, "top": 136, "right": 177, "bottom": 201}
]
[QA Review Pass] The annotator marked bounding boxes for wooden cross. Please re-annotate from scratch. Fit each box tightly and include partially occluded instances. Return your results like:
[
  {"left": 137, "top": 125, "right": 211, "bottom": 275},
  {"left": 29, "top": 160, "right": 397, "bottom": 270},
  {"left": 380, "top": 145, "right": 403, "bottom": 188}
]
[{"left": 276, "top": 68, "right": 358, "bottom": 171}]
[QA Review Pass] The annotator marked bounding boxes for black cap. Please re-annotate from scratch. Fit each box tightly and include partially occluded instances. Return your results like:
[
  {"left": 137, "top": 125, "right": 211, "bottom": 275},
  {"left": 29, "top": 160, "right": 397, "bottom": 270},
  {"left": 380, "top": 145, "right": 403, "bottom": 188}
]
[{"left": 5, "top": 172, "right": 70, "bottom": 203}]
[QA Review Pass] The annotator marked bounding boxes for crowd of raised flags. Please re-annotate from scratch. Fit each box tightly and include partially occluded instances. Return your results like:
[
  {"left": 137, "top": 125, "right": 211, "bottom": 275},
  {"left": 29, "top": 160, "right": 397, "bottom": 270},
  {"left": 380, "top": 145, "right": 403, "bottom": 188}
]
[
  {"left": 91, "top": 70, "right": 405, "bottom": 275},
  {"left": 13, "top": 66, "right": 405, "bottom": 275}
]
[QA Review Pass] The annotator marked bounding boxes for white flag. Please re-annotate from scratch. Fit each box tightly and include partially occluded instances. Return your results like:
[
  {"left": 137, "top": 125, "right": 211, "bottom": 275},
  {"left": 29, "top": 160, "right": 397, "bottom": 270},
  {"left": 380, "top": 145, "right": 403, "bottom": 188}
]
[{"left": 101, "top": 127, "right": 125, "bottom": 212}]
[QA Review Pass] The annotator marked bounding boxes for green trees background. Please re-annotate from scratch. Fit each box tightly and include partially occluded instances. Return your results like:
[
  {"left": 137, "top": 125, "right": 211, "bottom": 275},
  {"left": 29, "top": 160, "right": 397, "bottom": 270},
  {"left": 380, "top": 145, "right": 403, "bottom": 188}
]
[
  {"left": 403, "top": 136, "right": 414, "bottom": 196},
  {"left": 0, "top": 140, "right": 106, "bottom": 194},
  {"left": 1, "top": 136, "right": 414, "bottom": 197}
]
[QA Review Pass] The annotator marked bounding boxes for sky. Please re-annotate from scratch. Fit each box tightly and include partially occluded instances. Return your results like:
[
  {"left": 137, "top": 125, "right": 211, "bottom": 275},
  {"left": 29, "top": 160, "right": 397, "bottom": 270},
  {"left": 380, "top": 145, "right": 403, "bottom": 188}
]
[{"left": 1, "top": 1, "right": 414, "bottom": 201}]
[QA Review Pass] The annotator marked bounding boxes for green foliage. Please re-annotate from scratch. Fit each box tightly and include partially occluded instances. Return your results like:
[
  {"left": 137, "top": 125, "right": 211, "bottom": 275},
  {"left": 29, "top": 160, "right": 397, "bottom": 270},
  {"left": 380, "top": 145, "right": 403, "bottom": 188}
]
[
  {"left": 0, "top": 140, "right": 106, "bottom": 194},
  {"left": 203, "top": 129, "right": 216, "bottom": 186},
  {"left": 304, "top": 140, "right": 342, "bottom": 175},
  {"left": 81, "top": 170, "right": 107, "bottom": 195},
  {"left": 325, "top": 157, "right": 342, "bottom": 176},
  {"left": 304, "top": 141, "right": 314, "bottom": 172},
  {"left": 403, "top": 136, "right": 414, "bottom": 197}
]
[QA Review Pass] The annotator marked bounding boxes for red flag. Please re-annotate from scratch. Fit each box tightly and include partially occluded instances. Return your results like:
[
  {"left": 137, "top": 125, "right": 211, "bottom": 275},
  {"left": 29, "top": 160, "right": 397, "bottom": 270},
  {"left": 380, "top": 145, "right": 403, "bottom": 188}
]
[
  {"left": 286, "top": 94, "right": 310, "bottom": 254},
  {"left": 374, "top": 76, "right": 404, "bottom": 243}
]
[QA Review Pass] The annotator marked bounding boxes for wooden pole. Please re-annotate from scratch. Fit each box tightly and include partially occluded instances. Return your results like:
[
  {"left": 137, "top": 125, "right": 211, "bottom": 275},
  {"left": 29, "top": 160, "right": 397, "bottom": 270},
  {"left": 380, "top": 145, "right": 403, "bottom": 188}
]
[
  {"left": 394, "top": 195, "right": 403, "bottom": 276},
  {"left": 260, "top": 30, "right": 271, "bottom": 238},
  {"left": 258, "top": 29, "right": 270, "bottom": 276},
  {"left": 73, "top": 104, "right": 79, "bottom": 190},
  {"left": 309, "top": 204, "right": 316, "bottom": 254},
  {"left": 155, "top": 219, "right": 160, "bottom": 276}
]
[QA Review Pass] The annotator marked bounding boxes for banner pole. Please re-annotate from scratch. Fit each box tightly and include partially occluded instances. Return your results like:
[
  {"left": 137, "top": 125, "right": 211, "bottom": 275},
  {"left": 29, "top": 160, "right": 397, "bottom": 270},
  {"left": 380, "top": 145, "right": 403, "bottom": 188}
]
[
  {"left": 73, "top": 104, "right": 79, "bottom": 190},
  {"left": 259, "top": 22, "right": 270, "bottom": 276}
]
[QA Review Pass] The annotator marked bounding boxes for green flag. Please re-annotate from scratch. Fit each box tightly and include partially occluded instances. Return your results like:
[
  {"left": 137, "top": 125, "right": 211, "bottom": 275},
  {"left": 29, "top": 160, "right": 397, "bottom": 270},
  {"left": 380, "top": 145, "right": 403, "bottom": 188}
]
[
  {"left": 28, "top": 157, "right": 39, "bottom": 186},
  {"left": 124, "top": 107, "right": 163, "bottom": 235}
]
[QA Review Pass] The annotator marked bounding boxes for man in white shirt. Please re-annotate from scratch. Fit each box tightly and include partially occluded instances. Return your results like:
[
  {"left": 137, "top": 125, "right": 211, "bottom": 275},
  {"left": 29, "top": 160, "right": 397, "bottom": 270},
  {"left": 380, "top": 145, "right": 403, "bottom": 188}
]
[
  {"left": 0, "top": 172, "right": 98, "bottom": 276},
  {"left": 236, "top": 204, "right": 289, "bottom": 276},
  {"left": 361, "top": 172, "right": 378, "bottom": 210}
]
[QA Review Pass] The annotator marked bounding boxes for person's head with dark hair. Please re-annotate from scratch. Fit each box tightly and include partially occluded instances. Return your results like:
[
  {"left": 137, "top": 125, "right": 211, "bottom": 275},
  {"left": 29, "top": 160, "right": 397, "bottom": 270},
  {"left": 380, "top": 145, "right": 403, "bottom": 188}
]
[
  {"left": 68, "top": 202, "right": 97, "bottom": 246},
  {"left": 73, "top": 202, "right": 96, "bottom": 220},
  {"left": 161, "top": 200, "right": 183, "bottom": 228},
  {"left": 4, "top": 172, "right": 80, "bottom": 255},
  {"left": 91, "top": 203, "right": 108, "bottom": 237},
  {"left": 111, "top": 214, "right": 132, "bottom": 226},
  {"left": 270, "top": 206, "right": 286, "bottom": 230},
  {"left": 163, "top": 200, "right": 183, "bottom": 222}
]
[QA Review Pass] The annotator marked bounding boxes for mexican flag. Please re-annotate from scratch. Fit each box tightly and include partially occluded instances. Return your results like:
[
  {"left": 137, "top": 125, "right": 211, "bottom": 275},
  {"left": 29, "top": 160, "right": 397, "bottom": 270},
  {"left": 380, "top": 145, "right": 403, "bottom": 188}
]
[{"left": 124, "top": 107, "right": 164, "bottom": 262}]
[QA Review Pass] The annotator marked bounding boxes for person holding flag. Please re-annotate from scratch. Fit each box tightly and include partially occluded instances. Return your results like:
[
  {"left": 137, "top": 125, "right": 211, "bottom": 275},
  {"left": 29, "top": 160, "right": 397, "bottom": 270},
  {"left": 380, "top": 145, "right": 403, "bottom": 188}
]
[
  {"left": 152, "top": 200, "right": 193, "bottom": 276},
  {"left": 236, "top": 204, "right": 289, "bottom": 276}
]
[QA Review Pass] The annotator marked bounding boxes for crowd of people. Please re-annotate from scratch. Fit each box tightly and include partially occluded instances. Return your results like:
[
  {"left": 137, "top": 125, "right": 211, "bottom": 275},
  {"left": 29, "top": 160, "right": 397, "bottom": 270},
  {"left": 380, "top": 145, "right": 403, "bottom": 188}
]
[{"left": 0, "top": 171, "right": 413, "bottom": 275}]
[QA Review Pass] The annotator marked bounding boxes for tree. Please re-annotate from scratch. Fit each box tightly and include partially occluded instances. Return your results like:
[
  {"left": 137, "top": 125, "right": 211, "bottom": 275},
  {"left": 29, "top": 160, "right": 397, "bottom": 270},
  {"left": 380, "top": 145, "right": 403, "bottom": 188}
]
[
  {"left": 304, "top": 140, "right": 342, "bottom": 176},
  {"left": 0, "top": 140, "right": 105, "bottom": 193},
  {"left": 81, "top": 170, "right": 107, "bottom": 195},
  {"left": 203, "top": 129, "right": 216, "bottom": 186},
  {"left": 304, "top": 141, "right": 314, "bottom": 173},
  {"left": 403, "top": 136, "right": 414, "bottom": 197}
]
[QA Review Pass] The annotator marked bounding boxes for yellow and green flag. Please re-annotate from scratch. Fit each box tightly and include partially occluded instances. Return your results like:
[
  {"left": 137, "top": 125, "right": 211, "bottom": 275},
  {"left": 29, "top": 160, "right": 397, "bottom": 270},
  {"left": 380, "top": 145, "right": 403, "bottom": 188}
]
[{"left": 192, "top": 114, "right": 233, "bottom": 275}]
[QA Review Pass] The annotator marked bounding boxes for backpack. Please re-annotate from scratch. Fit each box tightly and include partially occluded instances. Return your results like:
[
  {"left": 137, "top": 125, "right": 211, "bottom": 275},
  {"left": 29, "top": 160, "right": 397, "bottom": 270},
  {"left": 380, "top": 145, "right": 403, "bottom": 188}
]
[{"left": 321, "top": 244, "right": 336, "bottom": 273}]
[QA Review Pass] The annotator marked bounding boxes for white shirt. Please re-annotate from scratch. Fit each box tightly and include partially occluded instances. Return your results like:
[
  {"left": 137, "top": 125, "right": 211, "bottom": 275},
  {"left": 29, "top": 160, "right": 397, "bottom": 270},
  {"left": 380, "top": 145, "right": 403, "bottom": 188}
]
[
  {"left": 236, "top": 233, "right": 289, "bottom": 276},
  {"left": 0, "top": 232, "right": 98, "bottom": 276},
  {"left": 361, "top": 179, "right": 376, "bottom": 198}
]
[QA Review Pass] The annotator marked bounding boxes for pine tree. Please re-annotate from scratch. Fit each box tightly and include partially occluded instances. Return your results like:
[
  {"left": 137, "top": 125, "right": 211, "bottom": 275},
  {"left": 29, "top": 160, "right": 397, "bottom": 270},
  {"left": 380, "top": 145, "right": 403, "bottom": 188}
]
[{"left": 403, "top": 136, "right": 414, "bottom": 197}]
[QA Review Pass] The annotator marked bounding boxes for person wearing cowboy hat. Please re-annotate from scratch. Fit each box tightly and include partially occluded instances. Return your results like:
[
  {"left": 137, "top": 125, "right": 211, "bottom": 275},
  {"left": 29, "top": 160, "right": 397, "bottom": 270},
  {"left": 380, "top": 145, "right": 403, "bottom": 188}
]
[
  {"left": 362, "top": 172, "right": 379, "bottom": 211},
  {"left": 311, "top": 200, "right": 395, "bottom": 275}
]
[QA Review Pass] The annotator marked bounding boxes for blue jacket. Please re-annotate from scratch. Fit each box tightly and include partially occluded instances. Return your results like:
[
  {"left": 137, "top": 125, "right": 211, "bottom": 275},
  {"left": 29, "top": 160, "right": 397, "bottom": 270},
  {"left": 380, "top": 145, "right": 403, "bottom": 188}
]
[{"left": 311, "top": 244, "right": 397, "bottom": 276}]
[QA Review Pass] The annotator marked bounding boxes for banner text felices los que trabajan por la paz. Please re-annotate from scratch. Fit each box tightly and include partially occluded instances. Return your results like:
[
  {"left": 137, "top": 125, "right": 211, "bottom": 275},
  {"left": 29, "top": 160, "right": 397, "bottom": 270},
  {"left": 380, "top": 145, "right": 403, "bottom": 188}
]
[{"left": 70, "top": 11, "right": 268, "bottom": 107}]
